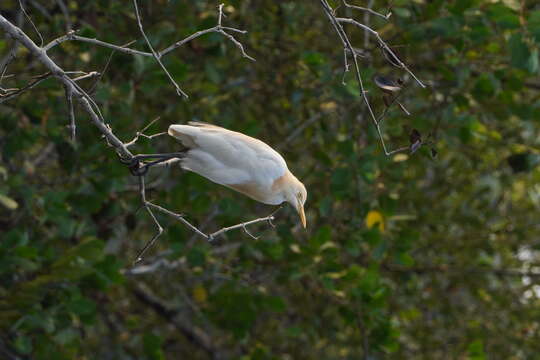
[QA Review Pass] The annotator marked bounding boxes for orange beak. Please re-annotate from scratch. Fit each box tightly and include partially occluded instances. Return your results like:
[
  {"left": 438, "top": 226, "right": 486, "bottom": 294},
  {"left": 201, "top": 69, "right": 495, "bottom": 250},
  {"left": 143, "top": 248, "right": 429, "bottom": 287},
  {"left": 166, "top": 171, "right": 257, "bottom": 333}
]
[{"left": 297, "top": 201, "right": 306, "bottom": 229}]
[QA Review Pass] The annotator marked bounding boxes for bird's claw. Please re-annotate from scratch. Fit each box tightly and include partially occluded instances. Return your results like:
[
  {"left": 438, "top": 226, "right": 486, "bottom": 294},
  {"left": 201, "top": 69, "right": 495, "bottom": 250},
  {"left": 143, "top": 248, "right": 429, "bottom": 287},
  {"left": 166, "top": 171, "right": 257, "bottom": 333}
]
[
  {"left": 128, "top": 161, "right": 149, "bottom": 177},
  {"left": 118, "top": 154, "right": 150, "bottom": 177}
]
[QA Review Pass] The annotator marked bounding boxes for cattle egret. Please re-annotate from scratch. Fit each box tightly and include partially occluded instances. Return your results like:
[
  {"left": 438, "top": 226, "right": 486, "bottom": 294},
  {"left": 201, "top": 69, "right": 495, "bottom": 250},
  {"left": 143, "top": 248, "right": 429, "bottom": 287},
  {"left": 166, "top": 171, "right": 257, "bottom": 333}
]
[{"left": 167, "top": 122, "right": 307, "bottom": 228}]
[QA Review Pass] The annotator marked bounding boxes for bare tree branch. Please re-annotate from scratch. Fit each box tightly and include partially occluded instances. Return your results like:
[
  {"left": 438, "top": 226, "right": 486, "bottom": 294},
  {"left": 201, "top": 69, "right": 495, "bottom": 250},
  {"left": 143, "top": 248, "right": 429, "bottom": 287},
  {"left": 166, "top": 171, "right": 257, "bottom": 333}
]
[
  {"left": 44, "top": 5, "right": 255, "bottom": 63},
  {"left": 0, "top": 8, "right": 24, "bottom": 85},
  {"left": 44, "top": 31, "right": 150, "bottom": 54},
  {"left": 55, "top": 0, "right": 72, "bottom": 31},
  {"left": 343, "top": 0, "right": 392, "bottom": 20},
  {"left": 0, "top": 4, "right": 277, "bottom": 264},
  {"left": 132, "top": 0, "right": 188, "bottom": 98},
  {"left": 29, "top": 0, "right": 51, "bottom": 20},
  {"left": 0, "top": 15, "right": 133, "bottom": 158},
  {"left": 18, "top": 0, "right": 43, "bottom": 47},
  {"left": 319, "top": 0, "right": 427, "bottom": 156},
  {"left": 0, "top": 71, "right": 51, "bottom": 103},
  {"left": 64, "top": 83, "right": 76, "bottom": 142},
  {"left": 131, "top": 283, "right": 218, "bottom": 358},
  {"left": 208, "top": 214, "right": 276, "bottom": 241},
  {"left": 336, "top": 17, "right": 425, "bottom": 87}
]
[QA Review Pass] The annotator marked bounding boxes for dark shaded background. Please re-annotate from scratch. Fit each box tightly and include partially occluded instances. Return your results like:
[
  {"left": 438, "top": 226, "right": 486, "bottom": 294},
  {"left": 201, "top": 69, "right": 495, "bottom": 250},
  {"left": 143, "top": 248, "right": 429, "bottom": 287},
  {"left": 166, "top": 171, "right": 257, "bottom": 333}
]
[{"left": 1, "top": 0, "right": 540, "bottom": 359}]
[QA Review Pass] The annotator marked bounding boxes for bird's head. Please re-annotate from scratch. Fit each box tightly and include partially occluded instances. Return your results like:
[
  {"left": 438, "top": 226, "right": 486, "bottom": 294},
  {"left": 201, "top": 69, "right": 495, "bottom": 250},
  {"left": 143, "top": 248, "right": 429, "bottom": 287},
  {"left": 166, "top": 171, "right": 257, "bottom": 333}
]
[{"left": 284, "top": 175, "right": 307, "bottom": 229}]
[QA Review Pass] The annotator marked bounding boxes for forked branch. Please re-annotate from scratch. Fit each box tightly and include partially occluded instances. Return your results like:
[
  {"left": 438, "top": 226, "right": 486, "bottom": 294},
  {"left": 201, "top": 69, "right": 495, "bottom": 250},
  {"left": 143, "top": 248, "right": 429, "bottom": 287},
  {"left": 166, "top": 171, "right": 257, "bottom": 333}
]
[
  {"left": 319, "top": 0, "right": 427, "bottom": 156},
  {"left": 0, "top": 4, "right": 276, "bottom": 263}
]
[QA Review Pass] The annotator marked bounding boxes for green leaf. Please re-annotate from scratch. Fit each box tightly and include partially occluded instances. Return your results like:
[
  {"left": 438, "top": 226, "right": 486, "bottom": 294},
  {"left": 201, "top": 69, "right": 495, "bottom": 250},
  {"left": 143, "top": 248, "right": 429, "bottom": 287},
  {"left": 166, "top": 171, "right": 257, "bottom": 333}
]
[
  {"left": 528, "top": 49, "right": 539, "bottom": 74},
  {"left": 393, "top": 7, "right": 411, "bottom": 18},
  {"left": 14, "top": 335, "right": 32, "bottom": 355},
  {"left": 487, "top": 3, "right": 520, "bottom": 29},
  {"left": 0, "top": 166, "right": 7, "bottom": 180},
  {"left": 143, "top": 333, "right": 165, "bottom": 360},
  {"left": 428, "top": 17, "right": 460, "bottom": 38},
  {"left": 509, "top": 33, "right": 531, "bottom": 71},
  {"left": 395, "top": 252, "right": 415, "bottom": 267},
  {"left": 450, "top": 0, "right": 478, "bottom": 15},
  {"left": 302, "top": 51, "right": 326, "bottom": 66},
  {"left": 205, "top": 62, "right": 222, "bottom": 84},
  {"left": 187, "top": 246, "right": 207, "bottom": 267},
  {"left": 472, "top": 74, "right": 495, "bottom": 100},
  {"left": 168, "top": 58, "right": 188, "bottom": 81},
  {"left": 53, "top": 327, "right": 78, "bottom": 345},
  {"left": 311, "top": 225, "right": 332, "bottom": 249},
  {"left": 67, "top": 295, "right": 96, "bottom": 317},
  {"left": 468, "top": 339, "right": 486, "bottom": 360},
  {"left": 261, "top": 295, "right": 286, "bottom": 312},
  {"left": 528, "top": 11, "right": 540, "bottom": 43}
]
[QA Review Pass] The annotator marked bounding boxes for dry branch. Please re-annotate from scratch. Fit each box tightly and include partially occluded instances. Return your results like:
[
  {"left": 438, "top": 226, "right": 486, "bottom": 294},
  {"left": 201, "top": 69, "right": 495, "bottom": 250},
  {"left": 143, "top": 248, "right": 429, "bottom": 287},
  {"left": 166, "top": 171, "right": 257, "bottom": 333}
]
[
  {"left": 0, "top": 4, "right": 275, "bottom": 263},
  {"left": 319, "top": 0, "right": 427, "bottom": 156}
]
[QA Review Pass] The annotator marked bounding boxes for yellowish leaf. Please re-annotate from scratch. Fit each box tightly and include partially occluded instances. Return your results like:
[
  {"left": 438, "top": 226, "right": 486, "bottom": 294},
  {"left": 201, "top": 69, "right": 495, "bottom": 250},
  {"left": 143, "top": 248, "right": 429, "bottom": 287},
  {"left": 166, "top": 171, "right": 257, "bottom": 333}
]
[
  {"left": 365, "top": 210, "right": 384, "bottom": 232},
  {"left": 320, "top": 101, "right": 337, "bottom": 112},
  {"left": 393, "top": 153, "right": 408, "bottom": 162},
  {"left": 192, "top": 284, "right": 207, "bottom": 304},
  {"left": 290, "top": 244, "right": 301, "bottom": 253},
  {"left": 79, "top": 52, "right": 90, "bottom": 63},
  {"left": 0, "top": 194, "right": 18, "bottom": 210}
]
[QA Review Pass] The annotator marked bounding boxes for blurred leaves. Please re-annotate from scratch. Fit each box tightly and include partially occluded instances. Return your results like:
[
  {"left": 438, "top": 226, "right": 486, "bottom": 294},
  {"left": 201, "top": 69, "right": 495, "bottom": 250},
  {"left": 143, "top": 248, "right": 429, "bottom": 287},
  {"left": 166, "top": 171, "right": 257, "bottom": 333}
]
[
  {"left": 1, "top": 0, "right": 540, "bottom": 359},
  {"left": 365, "top": 210, "right": 385, "bottom": 233}
]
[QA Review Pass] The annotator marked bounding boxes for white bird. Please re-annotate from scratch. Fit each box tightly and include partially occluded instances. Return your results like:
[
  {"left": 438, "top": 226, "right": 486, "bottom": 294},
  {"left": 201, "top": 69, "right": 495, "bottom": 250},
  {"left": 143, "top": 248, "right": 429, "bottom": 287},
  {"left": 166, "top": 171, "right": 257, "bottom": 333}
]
[{"left": 167, "top": 122, "right": 307, "bottom": 228}]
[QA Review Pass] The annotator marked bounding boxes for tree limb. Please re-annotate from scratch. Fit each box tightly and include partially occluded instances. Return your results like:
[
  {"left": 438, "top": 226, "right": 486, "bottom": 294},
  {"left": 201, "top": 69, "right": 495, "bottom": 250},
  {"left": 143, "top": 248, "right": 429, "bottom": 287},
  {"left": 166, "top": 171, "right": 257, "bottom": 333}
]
[{"left": 131, "top": 283, "right": 218, "bottom": 359}]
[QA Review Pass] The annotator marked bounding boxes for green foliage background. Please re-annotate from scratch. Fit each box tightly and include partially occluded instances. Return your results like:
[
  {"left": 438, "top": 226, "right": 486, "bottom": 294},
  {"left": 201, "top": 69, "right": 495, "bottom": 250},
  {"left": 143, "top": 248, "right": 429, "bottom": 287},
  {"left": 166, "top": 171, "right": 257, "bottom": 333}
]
[{"left": 1, "top": 0, "right": 540, "bottom": 359}]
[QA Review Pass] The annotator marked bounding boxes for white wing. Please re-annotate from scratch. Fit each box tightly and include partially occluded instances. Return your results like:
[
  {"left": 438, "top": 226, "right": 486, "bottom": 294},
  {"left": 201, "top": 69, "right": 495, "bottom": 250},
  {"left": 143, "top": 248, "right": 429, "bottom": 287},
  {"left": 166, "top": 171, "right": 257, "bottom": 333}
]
[{"left": 168, "top": 123, "right": 287, "bottom": 188}]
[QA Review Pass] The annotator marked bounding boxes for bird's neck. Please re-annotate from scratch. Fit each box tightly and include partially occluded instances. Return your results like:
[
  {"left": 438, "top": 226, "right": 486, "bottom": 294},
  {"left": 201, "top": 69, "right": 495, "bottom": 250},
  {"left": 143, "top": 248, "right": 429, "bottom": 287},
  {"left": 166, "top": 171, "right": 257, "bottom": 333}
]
[{"left": 271, "top": 170, "right": 298, "bottom": 204}]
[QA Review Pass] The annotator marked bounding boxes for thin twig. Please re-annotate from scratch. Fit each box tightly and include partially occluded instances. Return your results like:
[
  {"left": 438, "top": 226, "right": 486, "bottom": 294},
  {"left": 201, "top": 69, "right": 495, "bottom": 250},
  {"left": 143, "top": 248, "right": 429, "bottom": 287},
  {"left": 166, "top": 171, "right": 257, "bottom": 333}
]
[
  {"left": 208, "top": 215, "right": 275, "bottom": 241},
  {"left": 71, "top": 71, "right": 101, "bottom": 82},
  {"left": 321, "top": 0, "right": 396, "bottom": 155},
  {"left": 0, "top": 71, "right": 52, "bottom": 104},
  {"left": 0, "top": 7, "right": 276, "bottom": 265},
  {"left": 320, "top": 0, "right": 420, "bottom": 156},
  {"left": 123, "top": 258, "right": 182, "bottom": 275},
  {"left": 132, "top": 0, "right": 189, "bottom": 98},
  {"left": 124, "top": 116, "right": 164, "bottom": 147},
  {"left": 279, "top": 113, "right": 323, "bottom": 149},
  {"left": 362, "top": 0, "right": 374, "bottom": 49},
  {"left": 135, "top": 175, "right": 164, "bottom": 263},
  {"left": 336, "top": 17, "right": 425, "bottom": 87},
  {"left": 343, "top": 0, "right": 392, "bottom": 20},
  {"left": 55, "top": 0, "right": 72, "bottom": 31},
  {"left": 44, "top": 8, "right": 255, "bottom": 64},
  {"left": 146, "top": 201, "right": 209, "bottom": 239},
  {"left": 136, "top": 194, "right": 279, "bottom": 261},
  {"left": 0, "top": 40, "right": 19, "bottom": 85},
  {"left": 64, "top": 84, "right": 76, "bottom": 142},
  {"left": 0, "top": 5, "right": 24, "bottom": 85},
  {"left": 131, "top": 283, "right": 217, "bottom": 358},
  {"left": 29, "top": 0, "right": 51, "bottom": 19},
  {"left": 19, "top": 0, "right": 43, "bottom": 47},
  {"left": 0, "top": 15, "right": 134, "bottom": 159},
  {"left": 87, "top": 50, "right": 115, "bottom": 95},
  {"left": 44, "top": 32, "right": 150, "bottom": 54}
]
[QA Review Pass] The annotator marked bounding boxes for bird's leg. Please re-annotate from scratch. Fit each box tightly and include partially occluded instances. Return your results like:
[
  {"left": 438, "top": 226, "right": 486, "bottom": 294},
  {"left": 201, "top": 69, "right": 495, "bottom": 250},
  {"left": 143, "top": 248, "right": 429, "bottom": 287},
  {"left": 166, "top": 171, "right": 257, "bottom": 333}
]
[{"left": 120, "top": 152, "right": 185, "bottom": 176}]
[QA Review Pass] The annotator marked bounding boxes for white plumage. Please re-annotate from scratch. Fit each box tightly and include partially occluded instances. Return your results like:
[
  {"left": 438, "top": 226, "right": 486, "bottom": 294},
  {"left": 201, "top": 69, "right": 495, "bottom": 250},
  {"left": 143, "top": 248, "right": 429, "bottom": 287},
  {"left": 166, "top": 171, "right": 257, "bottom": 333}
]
[{"left": 168, "top": 122, "right": 307, "bottom": 227}]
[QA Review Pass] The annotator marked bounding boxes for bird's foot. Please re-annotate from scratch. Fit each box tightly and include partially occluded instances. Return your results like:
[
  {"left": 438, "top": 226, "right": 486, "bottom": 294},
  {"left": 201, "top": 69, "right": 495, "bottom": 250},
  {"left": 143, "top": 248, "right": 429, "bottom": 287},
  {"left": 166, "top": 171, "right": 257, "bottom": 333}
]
[{"left": 119, "top": 152, "right": 185, "bottom": 177}]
